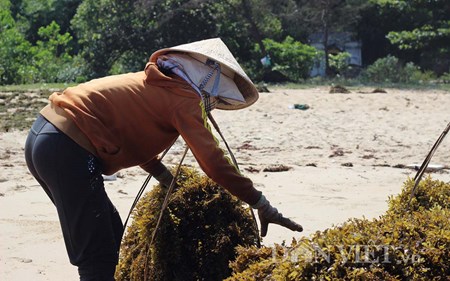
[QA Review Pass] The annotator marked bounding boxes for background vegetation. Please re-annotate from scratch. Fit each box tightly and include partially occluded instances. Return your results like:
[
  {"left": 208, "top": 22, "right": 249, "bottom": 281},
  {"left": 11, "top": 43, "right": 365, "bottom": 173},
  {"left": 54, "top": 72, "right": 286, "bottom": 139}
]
[{"left": 1, "top": 0, "right": 449, "bottom": 86}]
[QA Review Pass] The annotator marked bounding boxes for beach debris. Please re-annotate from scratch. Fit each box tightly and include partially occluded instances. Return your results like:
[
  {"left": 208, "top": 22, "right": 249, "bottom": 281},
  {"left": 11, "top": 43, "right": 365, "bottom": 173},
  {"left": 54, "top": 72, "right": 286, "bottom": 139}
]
[
  {"left": 306, "top": 163, "right": 317, "bottom": 167},
  {"left": 256, "top": 83, "right": 270, "bottom": 93},
  {"left": 372, "top": 88, "right": 387, "bottom": 93},
  {"left": 361, "top": 154, "right": 377, "bottom": 159},
  {"left": 329, "top": 85, "right": 350, "bottom": 94},
  {"left": 288, "top": 104, "right": 310, "bottom": 110},
  {"left": 102, "top": 174, "right": 117, "bottom": 181},
  {"left": 237, "top": 142, "right": 259, "bottom": 151},
  {"left": 406, "top": 163, "right": 446, "bottom": 172},
  {"left": 244, "top": 166, "right": 260, "bottom": 173},
  {"left": 0, "top": 149, "right": 12, "bottom": 160},
  {"left": 116, "top": 166, "right": 259, "bottom": 281},
  {"left": 329, "top": 148, "right": 346, "bottom": 158},
  {"left": 341, "top": 162, "right": 353, "bottom": 167},
  {"left": 372, "top": 164, "right": 391, "bottom": 167},
  {"left": 305, "top": 146, "right": 321, "bottom": 150},
  {"left": 263, "top": 164, "right": 292, "bottom": 172}
]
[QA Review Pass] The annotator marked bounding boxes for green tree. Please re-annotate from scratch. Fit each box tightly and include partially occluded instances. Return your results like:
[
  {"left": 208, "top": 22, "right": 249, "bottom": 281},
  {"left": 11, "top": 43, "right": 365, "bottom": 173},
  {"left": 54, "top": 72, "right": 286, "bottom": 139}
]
[
  {"left": 359, "top": 0, "right": 450, "bottom": 74},
  {"left": 10, "top": 0, "right": 81, "bottom": 46},
  {"left": 258, "top": 36, "right": 319, "bottom": 81},
  {"left": 293, "top": 0, "right": 369, "bottom": 76},
  {"left": 0, "top": 0, "right": 77, "bottom": 84},
  {"left": 382, "top": 0, "right": 450, "bottom": 75},
  {"left": 0, "top": 0, "right": 34, "bottom": 84},
  {"left": 31, "top": 21, "right": 74, "bottom": 82},
  {"left": 214, "top": 0, "right": 298, "bottom": 81},
  {"left": 71, "top": 0, "right": 220, "bottom": 78},
  {"left": 71, "top": 0, "right": 298, "bottom": 79}
]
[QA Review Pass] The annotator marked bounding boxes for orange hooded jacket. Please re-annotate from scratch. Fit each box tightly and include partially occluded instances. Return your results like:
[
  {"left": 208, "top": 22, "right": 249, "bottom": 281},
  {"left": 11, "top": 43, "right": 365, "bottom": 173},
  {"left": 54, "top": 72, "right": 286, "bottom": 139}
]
[{"left": 40, "top": 63, "right": 261, "bottom": 205}]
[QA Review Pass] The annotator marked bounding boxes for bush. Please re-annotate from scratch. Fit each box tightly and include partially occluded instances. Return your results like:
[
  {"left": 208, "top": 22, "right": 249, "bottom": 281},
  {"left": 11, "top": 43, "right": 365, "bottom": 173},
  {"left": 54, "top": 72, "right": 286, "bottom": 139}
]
[
  {"left": 439, "top": 72, "right": 450, "bottom": 84},
  {"left": 329, "top": 52, "right": 351, "bottom": 75},
  {"left": 116, "top": 166, "right": 259, "bottom": 281},
  {"left": 226, "top": 177, "right": 450, "bottom": 280},
  {"left": 257, "top": 36, "right": 319, "bottom": 82},
  {"left": 362, "top": 55, "right": 425, "bottom": 84}
]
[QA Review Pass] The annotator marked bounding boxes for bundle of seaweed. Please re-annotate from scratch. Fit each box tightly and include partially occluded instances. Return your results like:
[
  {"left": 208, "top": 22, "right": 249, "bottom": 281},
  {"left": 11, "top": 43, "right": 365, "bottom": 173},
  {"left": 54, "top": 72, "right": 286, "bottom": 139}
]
[
  {"left": 329, "top": 84, "right": 350, "bottom": 94},
  {"left": 227, "top": 176, "right": 450, "bottom": 280},
  {"left": 115, "top": 166, "right": 259, "bottom": 281}
]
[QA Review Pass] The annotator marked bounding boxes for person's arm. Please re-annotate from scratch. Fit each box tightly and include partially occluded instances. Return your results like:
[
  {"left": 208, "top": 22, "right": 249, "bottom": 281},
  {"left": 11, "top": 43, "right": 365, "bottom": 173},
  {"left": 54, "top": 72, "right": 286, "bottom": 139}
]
[
  {"left": 172, "top": 100, "right": 303, "bottom": 236},
  {"left": 172, "top": 100, "right": 261, "bottom": 204},
  {"left": 140, "top": 158, "right": 174, "bottom": 188}
]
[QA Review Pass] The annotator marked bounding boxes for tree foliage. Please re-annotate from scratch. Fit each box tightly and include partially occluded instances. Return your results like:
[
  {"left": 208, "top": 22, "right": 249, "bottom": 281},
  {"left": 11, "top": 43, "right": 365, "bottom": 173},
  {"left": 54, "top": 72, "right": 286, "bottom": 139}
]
[
  {"left": 0, "top": 0, "right": 33, "bottom": 84},
  {"left": 1, "top": 0, "right": 80, "bottom": 84},
  {"left": 258, "top": 36, "right": 319, "bottom": 81},
  {"left": 295, "top": 0, "right": 370, "bottom": 75},
  {"left": 1, "top": 0, "right": 449, "bottom": 84},
  {"left": 360, "top": 0, "right": 450, "bottom": 74}
]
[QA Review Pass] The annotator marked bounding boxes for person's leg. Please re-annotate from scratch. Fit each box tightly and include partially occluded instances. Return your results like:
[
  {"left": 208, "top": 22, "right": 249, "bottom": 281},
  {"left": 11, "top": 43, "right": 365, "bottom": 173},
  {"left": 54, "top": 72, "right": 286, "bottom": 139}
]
[
  {"left": 25, "top": 115, "right": 55, "bottom": 203},
  {"left": 25, "top": 115, "right": 124, "bottom": 280}
]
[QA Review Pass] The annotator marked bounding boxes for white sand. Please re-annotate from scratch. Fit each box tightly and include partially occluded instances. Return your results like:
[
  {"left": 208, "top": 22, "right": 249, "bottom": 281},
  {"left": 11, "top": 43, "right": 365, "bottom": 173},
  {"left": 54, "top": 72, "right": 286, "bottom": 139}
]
[{"left": 1, "top": 86, "right": 449, "bottom": 280}]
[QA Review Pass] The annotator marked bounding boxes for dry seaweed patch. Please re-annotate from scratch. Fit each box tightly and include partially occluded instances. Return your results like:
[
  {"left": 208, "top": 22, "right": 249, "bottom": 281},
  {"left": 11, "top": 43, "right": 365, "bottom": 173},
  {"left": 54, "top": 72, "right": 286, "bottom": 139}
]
[
  {"left": 227, "top": 177, "right": 450, "bottom": 280},
  {"left": 0, "top": 91, "right": 50, "bottom": 132},
  {"left": 116, "top": 166, "right": 259, "bottom": 281},
  {"left": 329, "top": 85, "right": 351, "bottom": 94}
]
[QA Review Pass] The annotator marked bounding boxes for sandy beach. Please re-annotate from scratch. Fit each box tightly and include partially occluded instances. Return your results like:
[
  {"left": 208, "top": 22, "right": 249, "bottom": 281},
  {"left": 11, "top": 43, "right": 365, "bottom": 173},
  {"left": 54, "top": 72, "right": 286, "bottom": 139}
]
[{"left": 1, "top": 86, "right": 449, "bottom": 280}]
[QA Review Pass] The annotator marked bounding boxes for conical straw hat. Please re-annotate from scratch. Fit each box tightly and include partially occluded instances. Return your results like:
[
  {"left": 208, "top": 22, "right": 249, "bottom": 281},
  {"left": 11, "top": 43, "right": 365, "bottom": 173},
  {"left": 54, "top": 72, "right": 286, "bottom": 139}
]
[{"left": 150, "top": 38, "right": 259, "bottom": 110}]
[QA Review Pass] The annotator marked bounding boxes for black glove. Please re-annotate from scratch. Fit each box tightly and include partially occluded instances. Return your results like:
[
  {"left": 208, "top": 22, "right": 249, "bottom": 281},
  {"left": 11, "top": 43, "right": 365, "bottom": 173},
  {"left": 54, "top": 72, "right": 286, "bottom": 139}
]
[
  {"left": 153, "top": 168, "right": 175, "bottom": 189},
  {"left": 252, "top": 195, "right": 303, "bottom": 237}
]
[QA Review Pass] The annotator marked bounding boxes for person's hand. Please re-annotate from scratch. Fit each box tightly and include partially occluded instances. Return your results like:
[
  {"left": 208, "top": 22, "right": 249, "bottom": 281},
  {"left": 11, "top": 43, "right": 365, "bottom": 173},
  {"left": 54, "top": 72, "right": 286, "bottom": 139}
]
[{"left": 252, "top": 195, "right": 303, "bottom": 237}]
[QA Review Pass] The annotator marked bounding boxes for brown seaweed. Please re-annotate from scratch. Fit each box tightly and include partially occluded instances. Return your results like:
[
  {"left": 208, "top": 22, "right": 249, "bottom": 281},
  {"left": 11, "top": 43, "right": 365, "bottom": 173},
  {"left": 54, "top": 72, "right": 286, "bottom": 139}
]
[{"left": 116, "top": 166, "right": 259, "bottom": 281}]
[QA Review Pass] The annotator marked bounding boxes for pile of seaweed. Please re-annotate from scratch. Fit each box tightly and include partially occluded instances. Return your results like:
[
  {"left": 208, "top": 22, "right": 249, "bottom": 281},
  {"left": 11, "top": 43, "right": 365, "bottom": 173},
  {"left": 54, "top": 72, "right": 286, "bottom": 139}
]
[
  {"left": 226, "top": 176, "right": 450, "bottom": 280},
  {"left": 115, "top": 166, "right": 259, "bottom": 281}
]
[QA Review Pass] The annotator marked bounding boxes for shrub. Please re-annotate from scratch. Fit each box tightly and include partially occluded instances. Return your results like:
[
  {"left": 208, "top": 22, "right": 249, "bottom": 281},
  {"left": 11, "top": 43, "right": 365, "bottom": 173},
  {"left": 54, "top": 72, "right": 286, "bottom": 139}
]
[
  {"left": 227, "top": 177, "right": 450, "bottom": 280},
  {"left": 363, "top": 55, "right": 424, "bottom": 84},
  {"left": 116, "top": 166, "right": 259, "bottom": 281},
  {"left": 329, "top": 52, "right": 351, "bottom": 75},
  {"left": 439, "top": 72, "right": 450, "bottom": 84},
  {"left": 257, "top": 36, "right": 319, "bottom": 82}
]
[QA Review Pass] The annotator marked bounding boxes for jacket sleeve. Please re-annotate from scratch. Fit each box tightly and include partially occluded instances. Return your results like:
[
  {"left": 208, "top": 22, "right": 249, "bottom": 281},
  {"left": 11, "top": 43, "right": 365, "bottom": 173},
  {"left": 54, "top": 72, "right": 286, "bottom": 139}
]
[{"left": 171, "top": 99, "right": 261, "bottom": 205}]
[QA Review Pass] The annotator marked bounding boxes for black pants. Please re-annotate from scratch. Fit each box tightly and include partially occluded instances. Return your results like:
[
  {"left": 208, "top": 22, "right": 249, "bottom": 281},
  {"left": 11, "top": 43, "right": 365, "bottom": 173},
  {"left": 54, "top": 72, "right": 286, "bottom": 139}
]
[{"left": 24, "top": 115, "right": 123, "bottom": 281}]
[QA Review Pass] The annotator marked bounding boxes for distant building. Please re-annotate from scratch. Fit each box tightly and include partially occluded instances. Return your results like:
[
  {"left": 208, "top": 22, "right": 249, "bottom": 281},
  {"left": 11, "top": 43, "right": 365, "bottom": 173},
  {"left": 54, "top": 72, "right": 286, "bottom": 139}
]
[{"left": 308, "top": 32, "right": 362, "bottom": 77}]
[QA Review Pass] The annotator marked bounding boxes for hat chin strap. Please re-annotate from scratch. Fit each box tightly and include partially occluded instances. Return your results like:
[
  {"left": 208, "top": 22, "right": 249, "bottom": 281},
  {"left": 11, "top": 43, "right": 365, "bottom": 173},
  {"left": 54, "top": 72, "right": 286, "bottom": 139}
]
[
  {"left": 199, "top": 59, "right": 221, "bottom": 96},
  {"left": 156, "top": 56, "right": 221, "bottom": 113},
  {"left": 198, "top": 59, "right": 221, "bottom": 112}
]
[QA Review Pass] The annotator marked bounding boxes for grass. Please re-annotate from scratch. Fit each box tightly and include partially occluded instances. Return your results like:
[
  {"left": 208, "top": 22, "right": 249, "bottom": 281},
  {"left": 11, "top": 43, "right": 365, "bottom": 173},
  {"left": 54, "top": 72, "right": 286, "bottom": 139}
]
[{"left": 0, "top": 82, "right": 74, "bottom": 93}]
